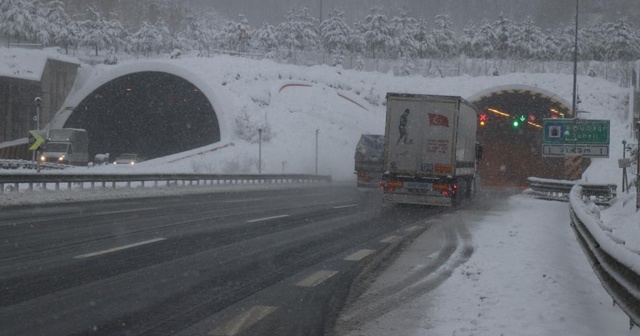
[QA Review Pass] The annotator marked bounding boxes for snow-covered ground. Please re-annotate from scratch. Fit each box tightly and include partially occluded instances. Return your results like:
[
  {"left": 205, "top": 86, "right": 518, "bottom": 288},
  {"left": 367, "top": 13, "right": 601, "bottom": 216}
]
[
  {"left": 2, "top": 47, "right": 640, "bottom": 334},
  {"left": 335, "top": 193, "right": 639, "bottom": 336}
]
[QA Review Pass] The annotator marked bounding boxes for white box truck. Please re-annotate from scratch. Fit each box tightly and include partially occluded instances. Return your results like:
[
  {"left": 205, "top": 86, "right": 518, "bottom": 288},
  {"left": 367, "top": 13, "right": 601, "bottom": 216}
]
[
  {"left": 39, "top": 128, "right": 89, "bottom": 166},
  {"left": 381, "top": 93, "right": 481, "bottom": 206}
]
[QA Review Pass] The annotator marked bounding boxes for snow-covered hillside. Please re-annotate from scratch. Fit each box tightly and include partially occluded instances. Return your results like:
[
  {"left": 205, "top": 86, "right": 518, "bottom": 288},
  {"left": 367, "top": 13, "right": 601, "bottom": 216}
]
[
  {"left": 64, "top": 53, "right": 631, "bottom": 182},
  {"left": 0, "top": 47, "right": 633, "bottom": 182}
]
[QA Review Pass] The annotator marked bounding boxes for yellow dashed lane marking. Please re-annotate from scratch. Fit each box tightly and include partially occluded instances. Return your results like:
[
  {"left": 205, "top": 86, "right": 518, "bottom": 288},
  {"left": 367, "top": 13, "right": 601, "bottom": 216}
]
[
  {"left": 344, "top": 249, "right": 375, "bottom": 261},
  {"left": 380, "top": 235, "right": 400, "bottom": 244},
  {"left": 295, "top": 270, "right": 339, "bottom": 287},
  {"left": 209, "top": 306, "right": 278, "bottom": 336}
]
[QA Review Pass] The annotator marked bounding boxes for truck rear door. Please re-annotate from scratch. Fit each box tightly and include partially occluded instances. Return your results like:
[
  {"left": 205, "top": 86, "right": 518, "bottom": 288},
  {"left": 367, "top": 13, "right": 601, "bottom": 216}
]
[{"left": 385, "top": 97, "right": 457, "bottom": 177}]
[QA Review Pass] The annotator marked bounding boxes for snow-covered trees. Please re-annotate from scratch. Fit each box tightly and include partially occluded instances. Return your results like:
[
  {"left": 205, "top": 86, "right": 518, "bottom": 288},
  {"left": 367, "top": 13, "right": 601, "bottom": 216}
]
[
  {"left": 493, "top": 12, "right": 515, "bottom": 59},
  {"left": 132, "top": 22, "right": 160, "bottom": 56},
  {"left": 390, "top": 8, "right": 418, "bottom": 58},
  {"left": 276, "top": 6, "right": 318, "bottom": 60},
  {"left": 218, "top": 15, "right": 251, "bottom": 53},
  {"left": 44, "top": 0, "right": 76, "bottom": 53},
  {"left": 0, "top": 0, "right": 639, "bottom": 66},
  {"left": 360, "top": 6, "right": 391, "bottom": 59},
  {"left": 253, "top": 23, "right": 278, "bottom": 54},
  {"left": 320, "top": 8, "right": 350, "bottom": 66},
  {"left": 430, "top": 14, "right": 457, "bottom": 58},
  {"left": 179, "top": 16, "right": 217, "bottom": 55},
  {"left": 0, "top": 0, "right": 43, "bottom": 44},
  {"left": 603, "top": 17, "right": 640, "bottom": 61},
  {"left": 80, "top": 8, "right": 127, "bottom": 56},
  {"left": 512, "top": 17, "right": 546, "bottom": 60},
  {"left": 461, "top": 20, "right": 497, "bottom": 59}
]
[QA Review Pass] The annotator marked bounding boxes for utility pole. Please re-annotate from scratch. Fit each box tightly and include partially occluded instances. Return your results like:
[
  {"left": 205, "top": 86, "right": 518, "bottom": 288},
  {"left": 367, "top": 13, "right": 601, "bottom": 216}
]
[
  {"left": 315, "top": 128, "right": 319, "bottom": 175},
  {"left": 258, "top": 128, "right": 262, "bottom": 174},
  {"left": 623, "top": 140, "right": 628, "bottom": 193},
  {"left": 637, "top": 122, "right": 640, "bottom": 211},
  {"left": 571, "top": 0, "right": 579, "bottom": 116}
]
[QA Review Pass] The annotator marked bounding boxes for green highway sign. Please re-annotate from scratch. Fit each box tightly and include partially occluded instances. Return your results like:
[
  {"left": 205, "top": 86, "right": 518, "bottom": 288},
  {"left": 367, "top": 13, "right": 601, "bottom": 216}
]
[
  {"left": 542, "top": 119, "right": 610, "bottom": 158},
  {"left": 543, "top": 119, "right": 609, "bottom": 145}
]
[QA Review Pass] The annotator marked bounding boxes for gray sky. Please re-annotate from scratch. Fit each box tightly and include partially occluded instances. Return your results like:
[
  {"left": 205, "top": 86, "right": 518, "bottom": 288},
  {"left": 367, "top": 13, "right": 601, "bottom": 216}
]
[{"left": 189, "top": 0, "right": 633, "bottom": 29}]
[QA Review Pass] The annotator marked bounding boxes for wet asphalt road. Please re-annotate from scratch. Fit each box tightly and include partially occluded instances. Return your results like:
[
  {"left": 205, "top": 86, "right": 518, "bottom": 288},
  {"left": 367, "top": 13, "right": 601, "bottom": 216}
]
[{"left": 0, "top": 185, "right": 449, "bottom": 336}]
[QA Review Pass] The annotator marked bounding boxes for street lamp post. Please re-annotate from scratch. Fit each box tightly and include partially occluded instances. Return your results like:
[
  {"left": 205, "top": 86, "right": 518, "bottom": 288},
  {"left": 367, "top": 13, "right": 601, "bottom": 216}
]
[
  {"left": 636, "top": 122, "right": 640, "bottom": 211},
  {"left": 571, "top": 0, "right": 579, "bottom": 116},
  {"left": 33, "top": 97, "right": 42, "bottom": 166},
  {"left": 623, "top": 140, "right": 628, "bottom": 193},
  {"left": 315, "top": 128, "right": 319, "bottom": 175},
  {"left": 34, "top": 97, "right": 42, "bottom": 130},
  {"left": 258, "top": 128, "right": 263, "bottom": 174}
]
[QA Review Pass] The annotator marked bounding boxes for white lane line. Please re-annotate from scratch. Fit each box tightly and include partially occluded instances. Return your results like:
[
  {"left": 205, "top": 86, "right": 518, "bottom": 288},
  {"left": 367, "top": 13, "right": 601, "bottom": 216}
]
[
  {"left": 246, "top": 214, "right": 290, "bottom": 223},
  {"left": 73, "top": 238, "right": 166, "bottom": 259},
  {"left": 380, "top": 235, "right": 400, "bottom": 244},
  {"left": 296, "top": 270, "right": 339, "bottom": 287},
  {"left": 344, "top": 249, "right": 375, "bottom": 261},
  {"left": 223, "top": 197, "right": 269, "bottom": 203},
  {"left": 209, "top": 305, "right": 278, "bottom": 336},
  {"left": 404, "top": 225, "right": 422, "bottom": 232},
  {"left": 94, "top": 207, "right": 158, "bottom": 216},
  {"left": 333, "top": 204, "right": 359, "bottom": 209}
]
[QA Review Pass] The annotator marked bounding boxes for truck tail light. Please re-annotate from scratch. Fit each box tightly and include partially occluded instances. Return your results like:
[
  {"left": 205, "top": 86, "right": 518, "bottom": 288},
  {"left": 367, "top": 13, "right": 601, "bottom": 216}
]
[{"left": 434, "top": 183, "right": 455, "bottom": 196}]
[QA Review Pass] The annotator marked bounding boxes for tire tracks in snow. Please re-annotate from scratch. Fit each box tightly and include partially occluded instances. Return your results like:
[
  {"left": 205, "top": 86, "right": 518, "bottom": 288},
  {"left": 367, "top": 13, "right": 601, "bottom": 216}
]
[{"left": 335, "top": 213, "right": 474, "bottom": 331}]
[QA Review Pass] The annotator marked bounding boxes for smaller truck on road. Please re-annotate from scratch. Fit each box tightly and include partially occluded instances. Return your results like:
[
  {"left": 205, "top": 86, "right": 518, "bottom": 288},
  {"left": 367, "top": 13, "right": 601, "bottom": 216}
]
[
  {"left": 40, "top": 128, "right": 89, "bottom": 166},
  {"left": 381, "top": 93, "right": 481, "bottom": 206},
  {"left": 354, "top": 134, "right": 385, "bottom": 189}
]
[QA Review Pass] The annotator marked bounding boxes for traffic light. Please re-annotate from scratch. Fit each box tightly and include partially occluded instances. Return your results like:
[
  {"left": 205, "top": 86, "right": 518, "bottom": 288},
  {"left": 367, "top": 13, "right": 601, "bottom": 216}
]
[
  {"left": 512, "top": 119, "right": 520, "bottom": 128},
  {"left": 479, "top": 113, "right": 487, "bottom": 126}
]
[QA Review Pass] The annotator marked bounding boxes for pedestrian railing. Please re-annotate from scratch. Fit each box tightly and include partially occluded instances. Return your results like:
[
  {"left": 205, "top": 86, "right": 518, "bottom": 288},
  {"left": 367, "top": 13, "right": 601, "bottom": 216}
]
[
  {"left": 0, "top": 173, "right": 332, "bottom": 193},
  {"left": 569, "top": 185, "right": 640, "bottom": 329}
]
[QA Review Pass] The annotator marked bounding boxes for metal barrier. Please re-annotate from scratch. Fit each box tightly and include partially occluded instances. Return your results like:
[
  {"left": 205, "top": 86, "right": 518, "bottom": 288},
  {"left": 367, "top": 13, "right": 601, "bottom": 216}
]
[
  {"left": 528, "top": 177, "right": 617, "bottom": 205},
  {"left": 0, "top": 159, "right": 69, "bottom": 170},
  {"left": 569, "top": 185, "right": 640, "bottom": 329},
  {"left": 0, "top": 173, "right": 332, "bottom": 193}
]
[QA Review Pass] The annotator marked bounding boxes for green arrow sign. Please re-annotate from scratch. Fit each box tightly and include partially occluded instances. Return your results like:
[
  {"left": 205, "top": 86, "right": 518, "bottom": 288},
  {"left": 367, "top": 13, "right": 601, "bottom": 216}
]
[{"left": 28, "top": 130, "right": 46, "bottom": 151}]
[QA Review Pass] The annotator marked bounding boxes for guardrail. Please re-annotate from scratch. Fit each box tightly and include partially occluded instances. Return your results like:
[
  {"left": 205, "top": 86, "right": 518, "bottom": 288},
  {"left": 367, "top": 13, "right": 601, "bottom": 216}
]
[
  {"left": 527, "top": 177, "right": 617, "bottom": 205},
  {"left": 0, "top": 173, "right": 332, "bottom": 193},
  {"left": 569, "top": 185, "right": 640, "bottom": 329},
  {"left": 0, "top": 159, "right": 70, "bottom": 170}
]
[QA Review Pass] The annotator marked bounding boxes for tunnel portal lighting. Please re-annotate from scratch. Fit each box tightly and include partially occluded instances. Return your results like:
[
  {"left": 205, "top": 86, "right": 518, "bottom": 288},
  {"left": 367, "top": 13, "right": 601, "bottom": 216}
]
[{"left": 487, "top": 108, "right": 510, "bottom": 117}]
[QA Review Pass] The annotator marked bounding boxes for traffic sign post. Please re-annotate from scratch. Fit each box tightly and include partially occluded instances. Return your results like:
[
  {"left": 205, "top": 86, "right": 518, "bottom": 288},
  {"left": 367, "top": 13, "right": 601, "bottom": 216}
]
[
  {"left": 542, "top": 119, "right": 610, "bottom": 158},
  {"left": 28, "top": 130, "right": 46, "bottom": 173},
  {"left": 28, "top": 130, "right": 46, "bottom": 151}
]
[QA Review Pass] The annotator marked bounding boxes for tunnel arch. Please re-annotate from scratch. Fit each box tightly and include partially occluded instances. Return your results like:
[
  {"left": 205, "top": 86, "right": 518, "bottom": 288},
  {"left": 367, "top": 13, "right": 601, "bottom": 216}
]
[
  {"left": 467, "top": 84, "right": 588, "bottom": 187},
  {"left": 49, "top": 61, "right": 228, "bottom": 161}
]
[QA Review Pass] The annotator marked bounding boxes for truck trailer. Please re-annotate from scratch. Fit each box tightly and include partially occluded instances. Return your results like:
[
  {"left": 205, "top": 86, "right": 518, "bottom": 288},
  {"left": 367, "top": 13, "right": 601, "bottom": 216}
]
[{"left": 381, "top": 93, "right": 481, "bottom": 206}]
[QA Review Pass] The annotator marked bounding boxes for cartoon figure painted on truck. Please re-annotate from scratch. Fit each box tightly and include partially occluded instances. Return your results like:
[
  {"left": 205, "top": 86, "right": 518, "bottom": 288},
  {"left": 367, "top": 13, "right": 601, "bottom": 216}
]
[{"left": 396, "top": 108, "right": 411, "bottom": 145}]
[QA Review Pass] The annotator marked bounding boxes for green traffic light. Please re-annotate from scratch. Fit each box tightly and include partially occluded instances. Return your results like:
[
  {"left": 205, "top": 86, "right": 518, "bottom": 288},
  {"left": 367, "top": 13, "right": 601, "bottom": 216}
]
[{"left": 512, "top": 120, "right": 519, "bottom": 127}]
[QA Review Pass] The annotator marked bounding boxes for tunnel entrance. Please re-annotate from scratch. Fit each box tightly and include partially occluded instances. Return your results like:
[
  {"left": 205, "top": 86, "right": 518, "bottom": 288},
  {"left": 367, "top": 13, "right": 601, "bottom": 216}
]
[
  {"left": 470, "top": 88, "right": 588, "bottom": 188},
  {"left": 64, "top": 71, "right": 220, "bottom": 162}
]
